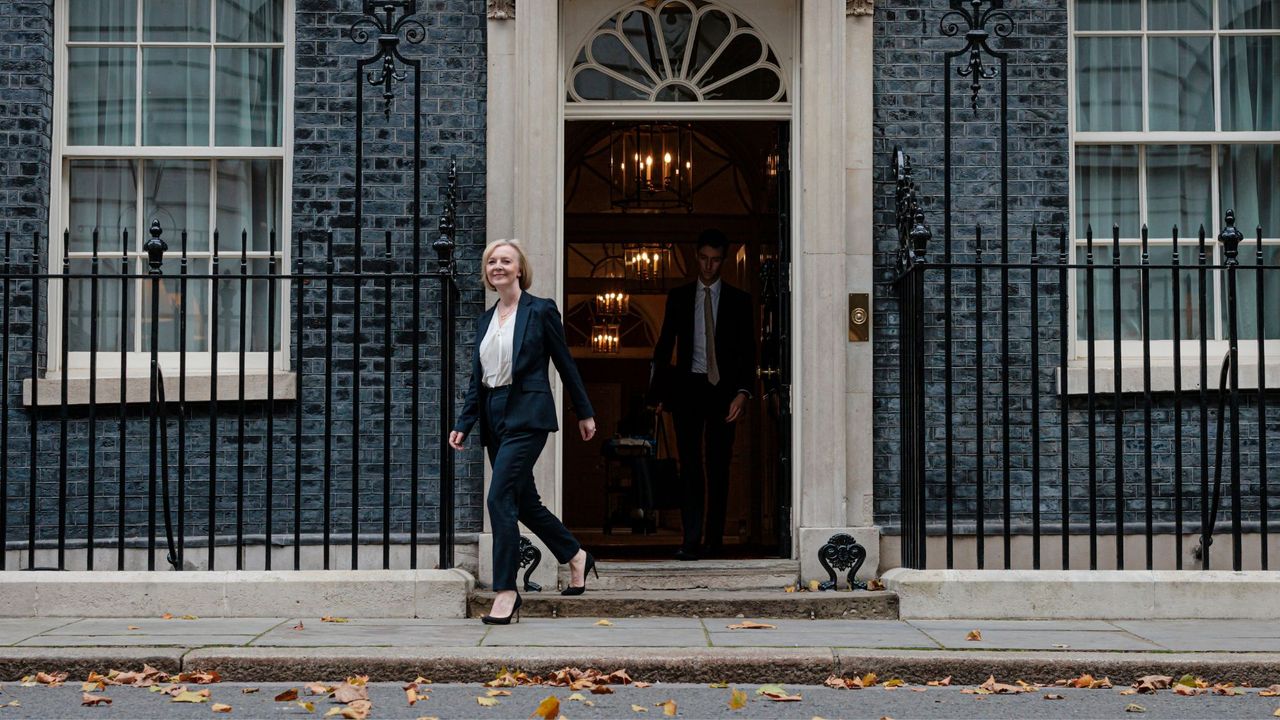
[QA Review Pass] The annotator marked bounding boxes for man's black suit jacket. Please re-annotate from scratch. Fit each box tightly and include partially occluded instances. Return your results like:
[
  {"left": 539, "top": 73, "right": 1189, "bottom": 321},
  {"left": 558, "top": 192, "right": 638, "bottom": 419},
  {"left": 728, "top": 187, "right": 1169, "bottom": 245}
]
[{"left": 649, "top": 280, "right": 755, "bottom": 410}]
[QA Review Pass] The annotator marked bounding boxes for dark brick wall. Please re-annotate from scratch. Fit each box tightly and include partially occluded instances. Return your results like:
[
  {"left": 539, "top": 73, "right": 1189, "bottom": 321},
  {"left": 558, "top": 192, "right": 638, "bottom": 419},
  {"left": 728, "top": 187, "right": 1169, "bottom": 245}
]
[
  {"left": 872, "top": 0, "right": 1280, "bottom": 550},
  {"left": 0, "top": 0, "right": 488, "bottom": 558}
]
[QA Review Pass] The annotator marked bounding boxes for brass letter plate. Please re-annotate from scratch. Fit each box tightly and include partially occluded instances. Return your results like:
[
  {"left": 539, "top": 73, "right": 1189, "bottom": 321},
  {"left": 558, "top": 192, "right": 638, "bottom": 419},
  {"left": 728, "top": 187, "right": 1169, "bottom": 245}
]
[{"left": 848, "top": 293, "right": 869, "bottom": 342}]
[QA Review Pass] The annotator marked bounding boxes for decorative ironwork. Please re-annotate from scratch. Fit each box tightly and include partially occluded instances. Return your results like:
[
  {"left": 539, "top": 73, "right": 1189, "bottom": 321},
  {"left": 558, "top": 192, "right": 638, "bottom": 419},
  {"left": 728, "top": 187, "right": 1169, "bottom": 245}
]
[
  {"left": 893, "top": 148, "right": 929, "bottom": 277},
  {"left": 349, "top": 1, "right": 427, "bottom": 117},
  {"left": 939, "top": 0, "right": 1013, "bottom": 111},
  {"left": 817, "top": 533, "right": 867, "bottom": 591},
  {"left": 518, "top": 536, "right": 543, "bottom": 592},
  {"left": 435, "top": 157, "right": 458, "bottom": 272}
]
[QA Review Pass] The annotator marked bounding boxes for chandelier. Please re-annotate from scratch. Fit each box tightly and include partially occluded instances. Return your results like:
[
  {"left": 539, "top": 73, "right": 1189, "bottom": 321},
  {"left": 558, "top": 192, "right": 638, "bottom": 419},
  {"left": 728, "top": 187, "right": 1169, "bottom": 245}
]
[
  {"left": 623, "top": 242, "right": 671, "bottom": 283},
  {"left": 610, "top": 123, "right": 693, "bottom": 212},
  {"left": 594, "top": 291, "right": 629, "bottom": 317},
  {"left": 590, "top": 322, "right": 620, "bottom": 354}
]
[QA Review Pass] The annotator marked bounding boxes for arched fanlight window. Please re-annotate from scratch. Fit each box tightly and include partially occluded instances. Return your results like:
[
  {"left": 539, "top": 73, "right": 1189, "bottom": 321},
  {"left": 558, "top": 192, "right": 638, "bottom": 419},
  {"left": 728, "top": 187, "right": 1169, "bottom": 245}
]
[{"left": 567, "top": 0, "right": 787, "bottom": 103}]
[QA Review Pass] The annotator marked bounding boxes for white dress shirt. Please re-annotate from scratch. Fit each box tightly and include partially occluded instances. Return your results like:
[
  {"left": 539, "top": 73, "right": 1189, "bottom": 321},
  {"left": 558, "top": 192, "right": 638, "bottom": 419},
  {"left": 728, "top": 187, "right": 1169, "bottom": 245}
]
[
  {"left": 690, "top": 278, "right": 721, "bottom": 375},
  {"left": 479, "top": 304, "right": 517, "bottom": 388}
]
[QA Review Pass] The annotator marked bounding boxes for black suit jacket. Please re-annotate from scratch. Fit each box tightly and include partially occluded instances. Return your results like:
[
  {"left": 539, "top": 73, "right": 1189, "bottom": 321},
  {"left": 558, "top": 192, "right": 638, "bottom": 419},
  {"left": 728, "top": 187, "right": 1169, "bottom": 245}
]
[
  {"left": 454, "top": 293, "right": 595, "bottom": 447},
  {"left": 649, "top": 280, "right": 755, "bottom": 409}
]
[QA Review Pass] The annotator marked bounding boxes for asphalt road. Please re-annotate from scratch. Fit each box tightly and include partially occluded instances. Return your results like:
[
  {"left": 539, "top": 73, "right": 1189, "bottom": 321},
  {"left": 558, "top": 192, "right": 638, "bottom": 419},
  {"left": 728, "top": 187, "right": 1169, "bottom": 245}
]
[{"left": 2, "top": 682, "right": 1279, "bottom": 719}]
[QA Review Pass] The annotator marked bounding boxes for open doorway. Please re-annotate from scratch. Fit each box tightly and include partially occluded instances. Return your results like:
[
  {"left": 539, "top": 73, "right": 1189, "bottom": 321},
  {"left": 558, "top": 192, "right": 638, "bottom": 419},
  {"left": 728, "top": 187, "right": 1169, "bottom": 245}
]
[{"left": 560, "top": 120, "right": 791, "bottom": 560}]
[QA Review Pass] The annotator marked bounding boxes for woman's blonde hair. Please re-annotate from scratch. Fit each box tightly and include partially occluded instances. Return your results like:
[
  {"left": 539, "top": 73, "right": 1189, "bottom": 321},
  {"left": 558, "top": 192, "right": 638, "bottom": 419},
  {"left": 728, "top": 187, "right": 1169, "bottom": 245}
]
[{"left": 481, "top": 238, "right": 533, "bottom": 291}]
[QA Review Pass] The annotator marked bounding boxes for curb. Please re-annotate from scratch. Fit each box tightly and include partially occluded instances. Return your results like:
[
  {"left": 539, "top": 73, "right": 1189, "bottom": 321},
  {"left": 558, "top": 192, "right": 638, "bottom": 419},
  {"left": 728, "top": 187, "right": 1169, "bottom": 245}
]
[{"left": 33, "top": 647, "right": 1267, "bottom": 686}]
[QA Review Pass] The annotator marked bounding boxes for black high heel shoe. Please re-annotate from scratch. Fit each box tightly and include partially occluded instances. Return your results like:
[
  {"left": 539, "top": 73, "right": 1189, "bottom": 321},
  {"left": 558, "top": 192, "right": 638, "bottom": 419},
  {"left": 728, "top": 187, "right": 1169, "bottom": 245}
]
[
  {"left": 560, "top": 551, "right": 598, "bottom": 596},
  {"left": 481, "top": 593, "right": 522, "bottom": 625}
]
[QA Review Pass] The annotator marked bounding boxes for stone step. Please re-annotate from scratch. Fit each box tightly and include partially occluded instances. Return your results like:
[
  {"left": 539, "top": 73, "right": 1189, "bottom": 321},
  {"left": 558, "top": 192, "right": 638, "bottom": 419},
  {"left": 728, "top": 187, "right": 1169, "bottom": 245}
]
[
  {"left": 551, "top": 559, "right": 801, "bottom": 592},
  {"left": 469, "top": 589, "right": 898, "bottom": 620}
]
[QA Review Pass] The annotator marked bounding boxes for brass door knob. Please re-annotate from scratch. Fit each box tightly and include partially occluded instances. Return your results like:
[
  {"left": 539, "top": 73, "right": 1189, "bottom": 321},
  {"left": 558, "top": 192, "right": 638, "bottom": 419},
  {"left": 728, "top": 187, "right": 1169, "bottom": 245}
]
[{"left": 757, "top": 367, "right": 780, "bottom": 380}]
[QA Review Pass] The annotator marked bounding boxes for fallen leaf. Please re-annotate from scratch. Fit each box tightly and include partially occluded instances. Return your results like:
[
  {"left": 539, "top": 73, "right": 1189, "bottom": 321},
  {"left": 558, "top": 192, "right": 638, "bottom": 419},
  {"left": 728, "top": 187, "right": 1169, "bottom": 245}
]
[
  {"left": 591, "top": 685, "right": 614, "bottom": 695},
  {"left": 784, "top": 585, "right": 796, "bottom": 593},
  {"left": 296, "top": 701, "right": 316, "bottom": 712},
  {"left": 633, "top": 682, "right": 652, "bottom": 689},
  {"left": 595, "top": 619, "right": 614, "bottom": 626},
  {"left": 275, "top": 689, "right": 300, "bottom": 702},
  {"left": 1052, "top": 643, "right": 1070, "bottom": 648},
  {"left": 321, "top": 616, "right": 350, "bottom": 623},
  {"left": 212, "top": 703, "right": 233, "bottom": 713},
  {"left": 965, "top": 629, "right": 982, "bottom": 641},
  {"left": 177, "top": 670, "right": 222, "bottom": 684},
  {"left": 405, "top": 686, "right": 422, "bottom": 705},
  {"left": 181, "top": 615, "right": 199, "bottom": 620},
  {"left": 1211, "top": 683, "right": 1244, "bottom": 696},
  {"left": 35, "top": 671, "right": 68, "bottom": 686},
  {"left": 1260, "top": 685, "right": 1280, "bottom": 697},
  {"left": 532, "top": 696, "right": 560, "bottom": 719},
  {"left": 1119, "top": 688, "right": 1138, "bottom": 695},
  {"left": 161, "top": 613, "right": 174, "bottom": 620},
  {"left": 866, "top": 578, "right": 886, "bottom": 591},
  {"left": 305, "top": 684, "right": 332, "bottom": 696},
  {"left": 1043, "top": 693, "right": 1065, "bottom": 700},
  {"left": 487, "top": 690, "right": 512, "bottom": 697},
  {"left": 292, "top": 622, "right": 305, "bottom": 631},
  {"left": 567, "top": 694, "right": 586, "bottom": 702},
  {"left": 728, "top": 688, "right": 748, "bottom": 710},
  {"left": 1125, "top": 703, "right": 1146, "bottom": 713},
  {"left": 127, "top": 626, "right": 141, "bottom": 630},
  {"left": 978, "top": 675, "right": 1032, "bottom": 694},
  {"left": 631, "top": 705, "right": 648, "bottom": 713},
  {"left": 808, "top": 579, "right": 820, "bottom": 591},
  {"left": 1173, "top": 684, "right": 1206, "bottom": 696},
  {"left": 332, "top": 683, "right": 369, "bottom": 704},
  {"left": 477, "top": 696, "right": 500, "bottom": 707},
  {"left": 1133, "top": 675, "right": 1172, "bottom": 694},
  {"left": 708, "top": 682, "right": 729, "bottom": 689},
  {"left": 172, "top": 690, "right": 211, "bottom": 703},
  {"left": 882, "top": 679, "right": 905, "bottom": 688},
  {"left": 1273, "top": 708, "right": 1280, "bottom": 717},
  {"left": 345, "top": 676, "right": 369, "bottom": 687},
  {"left": 81, "top": 693, "right": 112, "bottom": 707},
  {"left": 241, "top": 688, "right": 259, "bottom": 694},
  {"left": 82, "top": 681, "right": 105, "bottom": 692},
  {"left": 927, "top": 676, "right": 952, "bottom": 687},
  {"left": 659, "top": 699, "right": 677, "bottom": 716},
  {"left": 726, "top": 621, "right": 776, "bottom": 630}
]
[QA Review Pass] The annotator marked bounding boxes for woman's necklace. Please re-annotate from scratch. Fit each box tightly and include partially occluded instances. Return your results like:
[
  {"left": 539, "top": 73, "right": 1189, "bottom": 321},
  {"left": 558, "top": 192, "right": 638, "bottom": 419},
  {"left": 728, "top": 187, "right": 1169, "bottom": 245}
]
[{"left": 498, "top": 303, "right": 516, "bottom": 325}]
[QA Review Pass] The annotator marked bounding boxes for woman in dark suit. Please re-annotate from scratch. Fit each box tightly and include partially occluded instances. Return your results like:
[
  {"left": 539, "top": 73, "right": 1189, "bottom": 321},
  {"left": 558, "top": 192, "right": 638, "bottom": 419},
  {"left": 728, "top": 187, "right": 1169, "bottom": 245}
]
[{"left": 449, "top": 239, "right": 599, "bottom": 624}]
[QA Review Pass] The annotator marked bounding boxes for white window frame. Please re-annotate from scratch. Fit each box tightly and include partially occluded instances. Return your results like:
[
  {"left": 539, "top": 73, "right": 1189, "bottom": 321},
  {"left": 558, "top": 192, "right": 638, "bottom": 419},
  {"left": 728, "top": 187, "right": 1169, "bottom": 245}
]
[
  {"left": 1068, "top": 0, "right": 1280, "bottom": 365},
  {"left": 48, "top": 0, "right": 295, "bottom": 376}
]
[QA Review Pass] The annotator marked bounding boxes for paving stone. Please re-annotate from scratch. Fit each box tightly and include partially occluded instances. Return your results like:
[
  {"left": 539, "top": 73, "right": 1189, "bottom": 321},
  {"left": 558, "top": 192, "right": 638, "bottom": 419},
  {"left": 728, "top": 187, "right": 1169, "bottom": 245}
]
[
  {"left": 706, "top": 619, "right": 938, "bottom": 649},
  {"left": 17, "top": 634, "right": 254, "bottom": 647},
  {"left": 0, "top": 618, "right": 80, "bottom": 645},
  {"left": 45, "top": 618, "right": 286, "bottom": 636},
  {"left": 253, "top": 622, "right": 487, "bottom": 647}
]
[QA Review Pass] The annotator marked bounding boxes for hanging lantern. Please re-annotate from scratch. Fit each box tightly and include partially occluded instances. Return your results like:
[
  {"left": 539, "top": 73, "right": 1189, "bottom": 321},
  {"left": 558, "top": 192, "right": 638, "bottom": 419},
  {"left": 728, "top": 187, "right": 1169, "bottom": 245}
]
[
  {"left": 610, "top": 122, "right": 694, "bottom": 212},
  {"left": 594, "top": 290, "right": 629, "bottom": 318},
  {"left": 623, "top": 242, "right": 670, "bottom": 283},
  {"left": 590, "top": 322, "right": 621, "bottom": 354}
]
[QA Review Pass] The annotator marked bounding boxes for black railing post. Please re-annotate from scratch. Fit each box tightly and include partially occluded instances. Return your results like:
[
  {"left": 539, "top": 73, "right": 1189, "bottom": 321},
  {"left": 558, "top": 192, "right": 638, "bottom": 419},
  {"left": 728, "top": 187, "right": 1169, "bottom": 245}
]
[
  {"left": 144, "top": 221, "right": 167, "bottom": 571},
  {"left": 1219, "top": 210, "right": 1244, "bottom": 570},
  {"left": 435, "top": 156, "right": 459, "bottom": 571},
  {"left": 2, "top": 232, "right": 11, "bottom": 571}
]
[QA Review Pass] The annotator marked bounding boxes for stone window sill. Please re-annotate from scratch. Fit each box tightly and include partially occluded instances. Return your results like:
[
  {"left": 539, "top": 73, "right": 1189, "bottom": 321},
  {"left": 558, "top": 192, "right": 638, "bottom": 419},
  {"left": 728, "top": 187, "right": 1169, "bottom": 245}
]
[
  {"left": 22, "top": 372, "right": 297, "bottom": 407},
  {"left": 1060, "top": 361, "right": 1280, "bottom": 395}
]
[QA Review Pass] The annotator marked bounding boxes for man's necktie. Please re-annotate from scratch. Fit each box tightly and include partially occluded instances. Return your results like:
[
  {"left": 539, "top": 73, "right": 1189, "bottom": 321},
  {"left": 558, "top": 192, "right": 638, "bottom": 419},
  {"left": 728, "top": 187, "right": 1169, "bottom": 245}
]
[{"left": 704, "top": 286, "right": 720, "bottom": 386}]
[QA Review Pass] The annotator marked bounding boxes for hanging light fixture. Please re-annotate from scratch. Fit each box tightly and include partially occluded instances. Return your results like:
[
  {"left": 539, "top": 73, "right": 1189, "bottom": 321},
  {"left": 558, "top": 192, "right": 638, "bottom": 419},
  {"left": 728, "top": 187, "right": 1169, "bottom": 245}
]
[
  {"left": 623, "top": 242, "right": 671, "bottom": 283},
  {"left": 610, "top": 122, "right": 694, "bottom": 212},
  {"left": 594, "top": 290, "right": 629, "bottom": 318},
  {"left": 590, "top": 321, "right": 621, "bottom": 354}
]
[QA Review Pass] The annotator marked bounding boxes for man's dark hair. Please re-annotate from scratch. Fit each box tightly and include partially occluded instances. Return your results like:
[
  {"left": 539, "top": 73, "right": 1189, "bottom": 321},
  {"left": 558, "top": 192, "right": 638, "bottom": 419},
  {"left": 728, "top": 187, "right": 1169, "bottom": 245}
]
[{"left": 696, "top": 228, "right": 729, "bottom": 253}]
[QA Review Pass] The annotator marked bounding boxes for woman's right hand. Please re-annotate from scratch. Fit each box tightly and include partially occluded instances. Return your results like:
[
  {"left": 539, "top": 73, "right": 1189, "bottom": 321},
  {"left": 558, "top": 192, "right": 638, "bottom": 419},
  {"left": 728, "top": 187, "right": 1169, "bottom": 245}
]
[{"left": 448, "top": 431, "right": 466, "bottom": 451}]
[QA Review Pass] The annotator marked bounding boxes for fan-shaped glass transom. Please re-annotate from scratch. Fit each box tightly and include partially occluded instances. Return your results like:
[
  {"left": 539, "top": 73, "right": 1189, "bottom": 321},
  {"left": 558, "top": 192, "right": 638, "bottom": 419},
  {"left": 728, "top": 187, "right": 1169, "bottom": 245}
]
[{"left": 568, "top": 0, "right": 788, "bottom": 103}]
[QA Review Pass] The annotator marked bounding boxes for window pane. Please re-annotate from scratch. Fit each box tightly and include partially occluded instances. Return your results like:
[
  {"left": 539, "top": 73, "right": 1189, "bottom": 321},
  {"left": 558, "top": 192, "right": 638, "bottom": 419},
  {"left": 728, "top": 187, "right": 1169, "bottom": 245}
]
[
  {"left": 67, "top": 48, "right": 136, "bottom": 146},
  {"left": 1222, "top": 0, "right": 1280, "bottom": 29},
  {"left": 143, "top": 48, "right": 210, "bottom": 146},
  {"left": 69, "top": 0, "right": 135, "bottom": 41},
  {"left": 1220, "top": 144, "right": 1280, "bottom": 232},
  {"left": 1146, "top": 145, "right": 1212, "bottom": 237},
  {"left": 215, "top": 49, "right": 282, "bottom": 147},
  {"left": 217, "top": 0, "right": 283, "bottom": 42},
  {"left": 658, "top": 3, "right": 693, "bottom": 77},
  {"left": 1075, "top": 145, "right": 1139, "bottom": 239},
  {"left": 1075, "top": 0, "right": 1140, "bottom": 29},
  {"left": 1147, "top": 0, "right": 1211, "bottom": 29},
  {"left": 143, "top": 0, "right": 210, "bottom": 41},
  {"left": 67, "top": 258, "right": 134, "bottom": 352},
  {"left": 1076, "top": 37, "right": 1142, "bottom": 131},
  {"left": 1221, "top": 36, "right": 1280, "bottom": 131},
  {"left": 143, "top": 160, "right": 211, "bottom": 251},
  {"left": 216, "top": 259, "right": 279, "bottom": 352},
  {"left": 142, "top": 259, "right": 210, "bottom": 352},
  {"left": 216, "top": 160, "right": 281, "bottom": 252},
  {"left": 1076, "top": 244, "right": 1212, "bottom": 341},
  {"left": 1148, "top": 36, "right": 1214, "bottom": 131},
  {"left": 68, "top": 160, "right": 137, "bottom": 253},
  {"left": 1237, "top": 244, "right": 1280, "bottom": 340}
]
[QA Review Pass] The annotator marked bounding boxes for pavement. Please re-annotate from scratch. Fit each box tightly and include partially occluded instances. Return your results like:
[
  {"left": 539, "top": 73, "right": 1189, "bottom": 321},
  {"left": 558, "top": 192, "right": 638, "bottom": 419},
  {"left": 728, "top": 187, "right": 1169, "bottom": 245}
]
[{"left": 0, "top": 616, "right": 1278, "bottom": 687}]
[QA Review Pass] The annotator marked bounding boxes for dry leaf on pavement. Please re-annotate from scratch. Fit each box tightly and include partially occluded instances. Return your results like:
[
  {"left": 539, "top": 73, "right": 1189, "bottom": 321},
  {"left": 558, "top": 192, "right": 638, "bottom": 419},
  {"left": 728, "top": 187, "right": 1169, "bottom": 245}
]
[
  {"left": 532, "top": 696, "right": 561, "bottom": 720},
  {"left": 658, "top": 699, "right": 677, "bottom": 716},
  {"left": 321, "top": 616, "right": 350, "bottom": 623},
  {"left": 1043, "top": 693, "right": 1065, "bottom": 700},
  {"left": 729, "top": 688, "right": 748, "bottom": 710},
  {"left": 305, "top": 684, "right": 333, "bottom": 696},
  {"left": 1124, "top": 703, "right": 1146, "bottom": 713},
  {"left": 633, "top": 682, "right": 652, "bottom": 689},
  {"left": 274, "top": 688, "right": 299, "bottom": 702},
  {"left": 1173, "top": 684, "right": 1206, "bottom": 696},
  {"left": 965, "top": 629, "right": 982, "bottom": 641},
  {"left": 882, "top": 679, "right": 905, "bottom": 688},
  {"left": 171, "top": 690, "right": 211, "bottom": 703},
  {"left": 177, "top": 670, "right": 222, "bottom": 684},
  {"left": 978, "top": 676, "right": 1032, "bottom": 694},
  {"left": 296, "top": 701, "right": 316, "bottom": 712},
  {"left": 726, "top": 621, "right": 776, "bottom": 630},
  {"left": 332, "top": 683, "right": 370, "bottom": 704},
  {"left": 927, "top": 676, "right": 952, "bottom": 687},
  {"left": 1133, "top": 675, "right": 1172, "bottom": 693},
  {"left": 631, "top": 704, "right": 648, "bottom": 712},
  {"left": 477, "top": 696, "right": 500, "bottom": 707},
  {"left": 292, "top": 622, "right": 305, "bottom": 631},
  {"left": 81, "top": 693, "right": 111, "bottom": 706},
  {"left": 161, "top": 613, "right": 174, "bottom": 620},
  {"left": 487, "top": 690, "right": 512, "bottom": 697},
  {"left": 212, "top": 703, "right": 233, "bottom": 713},
  {"left": 591, "top": 685, "right": 614, "bottom": 695},
  {"left": 1260, "top": 685, "right": 1280, "bottom": 697},
  {"left": 127, "top": 626, "right": 140, "bottom": 630},
  {"left": 241, "top": 688, "right": 259, "bottom": 694},
  {"left": 596, "top": 619, "right": 614, "bottom": 626},
  {"left": 866, "top": 579, "right": 886, "bottom": 591}
]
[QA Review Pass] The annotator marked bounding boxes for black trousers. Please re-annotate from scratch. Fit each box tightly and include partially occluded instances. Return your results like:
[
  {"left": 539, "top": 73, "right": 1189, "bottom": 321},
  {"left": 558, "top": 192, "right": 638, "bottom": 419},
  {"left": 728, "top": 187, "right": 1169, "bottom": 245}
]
[
  {"left": 484, "top": 386, "right": 580, "bottom": 592},
  {"left": 671, "top": 374, "right": 737, "bottom": 553}
]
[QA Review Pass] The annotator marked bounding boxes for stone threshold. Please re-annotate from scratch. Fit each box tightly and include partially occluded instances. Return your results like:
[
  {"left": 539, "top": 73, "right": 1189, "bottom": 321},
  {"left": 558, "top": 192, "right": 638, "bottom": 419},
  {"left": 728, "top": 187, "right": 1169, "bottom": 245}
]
[{"left": 469, "top": 589, "right": 898, "bottom": 620}]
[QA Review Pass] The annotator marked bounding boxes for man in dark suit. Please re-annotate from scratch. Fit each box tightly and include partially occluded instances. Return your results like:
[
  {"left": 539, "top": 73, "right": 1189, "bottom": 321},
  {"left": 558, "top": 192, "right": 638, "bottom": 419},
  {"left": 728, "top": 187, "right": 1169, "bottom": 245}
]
[{"left": 650, "top": 229, "right": 755, "bottom": 560}]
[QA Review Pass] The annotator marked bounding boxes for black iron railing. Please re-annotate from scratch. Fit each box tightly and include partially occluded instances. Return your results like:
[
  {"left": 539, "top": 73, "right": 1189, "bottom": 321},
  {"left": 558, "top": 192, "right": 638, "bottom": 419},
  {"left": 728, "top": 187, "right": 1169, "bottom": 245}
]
[{"left": 892, "top": 148, "right": 1278, "bottom": 572}]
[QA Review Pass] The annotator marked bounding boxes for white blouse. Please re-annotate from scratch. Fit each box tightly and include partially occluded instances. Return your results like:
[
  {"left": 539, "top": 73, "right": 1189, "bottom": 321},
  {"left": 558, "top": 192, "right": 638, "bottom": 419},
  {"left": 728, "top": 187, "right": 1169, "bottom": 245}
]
[{"left": 479, "top": 304, "right": 518, "bottom": 388}]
